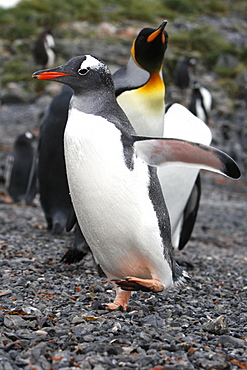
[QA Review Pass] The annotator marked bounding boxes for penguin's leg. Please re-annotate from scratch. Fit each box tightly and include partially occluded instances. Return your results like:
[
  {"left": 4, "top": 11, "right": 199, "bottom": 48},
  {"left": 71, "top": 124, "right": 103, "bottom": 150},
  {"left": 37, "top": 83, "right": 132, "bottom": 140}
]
[
  {"left": 105, "top": 290, "right": 132, "bottom": 311},
  {"left": 112, "top": 277, "right": 164, "bottom": 293},
  {"left": 99, "top": 272, "right": 132, "bottom": 311}
]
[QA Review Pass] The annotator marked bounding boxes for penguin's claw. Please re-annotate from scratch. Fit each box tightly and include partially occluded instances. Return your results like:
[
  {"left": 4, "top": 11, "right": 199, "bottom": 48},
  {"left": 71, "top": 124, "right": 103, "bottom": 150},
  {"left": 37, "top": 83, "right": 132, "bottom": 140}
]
[{"left": 112, "top": 277, "right": 164, "bottom": 292}]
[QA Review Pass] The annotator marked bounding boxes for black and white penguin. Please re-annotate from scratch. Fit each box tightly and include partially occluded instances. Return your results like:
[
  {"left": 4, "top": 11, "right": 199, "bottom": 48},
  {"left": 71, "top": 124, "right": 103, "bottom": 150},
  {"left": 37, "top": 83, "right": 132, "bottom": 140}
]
[
  {"left": 37, "top": 85, "right": 74, "bottom": 234},
  {"left": 33, "top": 28, "right": 56, "bottom": 68},
  {"left": 32, "top": 55, "right": 240, "bottom": 310},
  {"left": 174, "top": 56, "right": 197, "bottom": 90},
  {"left": 56, "top": 21, "right": 169, "bottom": 262},
  {"left": 5, "top": 132, "right": 37, "bottom": 204},
  {"left": 189, "top": 81, "right": 213, "bottom": 124}
]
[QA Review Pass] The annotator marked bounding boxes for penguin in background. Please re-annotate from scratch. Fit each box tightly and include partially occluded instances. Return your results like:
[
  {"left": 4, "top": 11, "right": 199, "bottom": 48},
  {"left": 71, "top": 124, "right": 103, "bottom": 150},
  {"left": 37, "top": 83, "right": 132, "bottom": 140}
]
[
  {"left": 32, "top": 54, "right": 240, "bottom": 310},
  {"left": 37, "top": 85, "right": 74, "bottom": 234},
  {"left": 174, "top": 56, "right": 197, "bottom": 90},
  {"left": 33, "top": 28, "right": 56, "bottom": 69},
  {"left": 189, "top": 81, "right": 213, "bottom": 125},
  {"left": 5, "top": 132, "right": 37, "bottom": 205}
]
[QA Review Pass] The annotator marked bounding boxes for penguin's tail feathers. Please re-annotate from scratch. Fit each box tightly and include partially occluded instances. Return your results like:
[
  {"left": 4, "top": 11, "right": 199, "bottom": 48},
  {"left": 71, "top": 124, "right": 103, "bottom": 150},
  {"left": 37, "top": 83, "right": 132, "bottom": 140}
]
[{"left": 173, "top": 263, "right": 190, "bottom": 287}]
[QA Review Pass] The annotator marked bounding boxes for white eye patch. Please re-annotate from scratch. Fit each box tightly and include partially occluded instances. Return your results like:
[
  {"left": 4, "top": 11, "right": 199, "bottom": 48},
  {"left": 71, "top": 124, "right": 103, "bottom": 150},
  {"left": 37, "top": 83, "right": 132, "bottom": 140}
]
[{"left": 79, "top": 55, "right": 108, "bottom": 73}]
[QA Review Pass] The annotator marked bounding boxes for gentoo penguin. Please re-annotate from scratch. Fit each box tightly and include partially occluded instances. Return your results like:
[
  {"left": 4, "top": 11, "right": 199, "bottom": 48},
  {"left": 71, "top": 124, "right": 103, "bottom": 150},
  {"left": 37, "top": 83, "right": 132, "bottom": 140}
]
[
  {"left": 189, "top": 81, "right": 213, "bottom": 124},
  {"left": 5, "top": 132, "right": 37, "bottom": 204},
  {"left": 63, "top": 20, "right": 169, "bottom": 262},
  {"left": 37, "top": 85, "right": 74, "bottom": 234},
  {"left": 174, "top": 56, "right": 197, "bottom": 90},
  {"left": 33, "top": 28, "right": 56, "bottom": 68},
  {"left": 33, "top": 55, "right": 240, "bottom": 310}
]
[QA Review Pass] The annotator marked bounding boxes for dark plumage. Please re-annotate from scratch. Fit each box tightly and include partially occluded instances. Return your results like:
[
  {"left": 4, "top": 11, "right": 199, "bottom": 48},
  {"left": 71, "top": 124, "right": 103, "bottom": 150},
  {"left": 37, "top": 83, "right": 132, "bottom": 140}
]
[
  {"left": 37, "top": 85, "right": 73, "bottom": 234},
  {"left": 174, "top": 56, "right": 197, "bottom": 90}
]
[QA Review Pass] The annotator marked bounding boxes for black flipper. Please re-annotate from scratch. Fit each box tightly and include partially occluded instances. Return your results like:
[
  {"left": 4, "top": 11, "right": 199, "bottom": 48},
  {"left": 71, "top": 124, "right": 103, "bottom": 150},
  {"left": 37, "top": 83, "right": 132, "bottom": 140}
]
[{"left": 178, "top": 173, "right": 201, "bottom": 250}]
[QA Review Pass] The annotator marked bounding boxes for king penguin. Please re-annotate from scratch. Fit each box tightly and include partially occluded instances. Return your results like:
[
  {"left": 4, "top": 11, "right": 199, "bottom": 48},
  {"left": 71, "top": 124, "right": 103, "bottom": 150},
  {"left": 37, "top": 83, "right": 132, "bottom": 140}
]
[
  {"left": 5, "top": 132, "right": 37, "bottom": 204},
  {"left": 112, "top": 22, "right": 206, "bottom": 250},
  {"left": 32, "top": 55, "right": 240, "bottom": 310}
]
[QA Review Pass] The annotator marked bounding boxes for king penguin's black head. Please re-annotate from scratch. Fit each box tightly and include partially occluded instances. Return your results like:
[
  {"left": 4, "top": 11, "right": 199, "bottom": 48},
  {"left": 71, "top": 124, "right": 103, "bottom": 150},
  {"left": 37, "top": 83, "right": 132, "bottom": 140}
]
[
  {"left": 32, "top": 55, "right": 115, "bottom": 94},
  {"left": 132, "top": 20, "right": 168, "bottom": 73}
]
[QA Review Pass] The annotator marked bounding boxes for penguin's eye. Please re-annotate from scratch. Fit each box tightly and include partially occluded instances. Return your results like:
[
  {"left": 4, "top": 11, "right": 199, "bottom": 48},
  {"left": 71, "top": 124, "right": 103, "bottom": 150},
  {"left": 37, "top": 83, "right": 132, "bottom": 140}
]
[{"left": 78, "top": 68, "right": 89, "bottom": 76}]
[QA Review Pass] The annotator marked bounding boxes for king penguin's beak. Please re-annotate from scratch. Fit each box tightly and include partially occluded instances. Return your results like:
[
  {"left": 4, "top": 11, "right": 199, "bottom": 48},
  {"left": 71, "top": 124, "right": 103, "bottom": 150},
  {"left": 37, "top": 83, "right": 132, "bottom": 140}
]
[
  {"left": 32, "top": 67, "right": 71, "bottom": 80},
  {"left": 147, "top": 20, "right": 168, "bottom": 43}
]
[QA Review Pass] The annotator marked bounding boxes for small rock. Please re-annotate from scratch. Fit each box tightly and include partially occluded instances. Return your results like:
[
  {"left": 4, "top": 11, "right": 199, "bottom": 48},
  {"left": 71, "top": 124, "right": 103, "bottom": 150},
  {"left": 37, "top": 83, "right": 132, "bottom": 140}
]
[
  {"left": 218, "top": 335, "right": 246, "bottom": 348},
  {"left": 194, "top": 352, "right": 229, "bottom": 370},
  {"left": 4, "top": 315, "right": 28, "bottom": 330},
  {"left": 203, "top": 315, "right": 228, "bottom": 334},
  {"left": 0, "top": 289, "right": 12, "bottom": 297}
]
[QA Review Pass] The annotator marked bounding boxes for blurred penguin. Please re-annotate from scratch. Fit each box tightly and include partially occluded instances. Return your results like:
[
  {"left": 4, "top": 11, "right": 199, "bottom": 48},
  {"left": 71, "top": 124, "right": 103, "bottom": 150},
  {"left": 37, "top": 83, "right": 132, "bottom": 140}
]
[
  {"left": 37, "top": 85, "right": 73, "bottom": 234},
  {"left": 5, "top": 132, "right": 37, "bottom": 204},
  {"left": 33, "top": 28, "right": 56, "bottom": 68},
  {"left": 174, "top": 56, "right": 197, "bottom": 90},
  {"left": 189, "top": 81, "right": 213, "bottom": 124}
]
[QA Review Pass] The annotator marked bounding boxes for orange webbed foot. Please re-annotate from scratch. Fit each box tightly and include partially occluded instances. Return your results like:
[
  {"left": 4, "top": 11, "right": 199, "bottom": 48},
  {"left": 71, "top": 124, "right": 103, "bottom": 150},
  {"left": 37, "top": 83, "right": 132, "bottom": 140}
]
[{"left": 112, "top": 277, "right": 164, "bottom": 293}]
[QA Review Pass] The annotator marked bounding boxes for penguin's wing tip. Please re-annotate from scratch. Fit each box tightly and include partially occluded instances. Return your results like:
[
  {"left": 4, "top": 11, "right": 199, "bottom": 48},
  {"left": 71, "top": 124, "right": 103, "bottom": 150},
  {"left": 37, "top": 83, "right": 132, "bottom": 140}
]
[{"left": 221, "top": 153, "right": 241, "bottom": 180}]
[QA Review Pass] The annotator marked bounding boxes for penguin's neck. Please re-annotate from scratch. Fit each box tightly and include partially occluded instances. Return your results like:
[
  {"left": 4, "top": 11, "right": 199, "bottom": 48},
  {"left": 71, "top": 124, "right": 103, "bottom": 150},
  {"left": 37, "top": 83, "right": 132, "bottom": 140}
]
[
  {"left": 139, "top": 71, "right": 165, "bottom": 95},
  {"left": 71, "top": 89, "right": 113, "bottom": 115},
  {"left": 117, "top": 70, "right": 165, "bottom": 137},
  {"left": 71, "top": 89, "right": 135, "bottom": 138}
]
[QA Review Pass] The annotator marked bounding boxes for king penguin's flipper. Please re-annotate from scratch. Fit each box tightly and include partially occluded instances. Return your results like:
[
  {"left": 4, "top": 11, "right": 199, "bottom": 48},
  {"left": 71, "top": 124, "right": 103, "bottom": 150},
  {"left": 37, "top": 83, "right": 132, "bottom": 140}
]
[
  {"left": 178, "top": 173, "right": 201, "bottom": 250},
  {"left": 113, "top": 58, "right": 150, "bottom": 97}
]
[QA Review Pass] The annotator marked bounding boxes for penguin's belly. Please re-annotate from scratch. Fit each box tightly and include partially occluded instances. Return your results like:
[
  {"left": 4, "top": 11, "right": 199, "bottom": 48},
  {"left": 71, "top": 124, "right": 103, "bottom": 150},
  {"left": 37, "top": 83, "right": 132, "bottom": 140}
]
[{"left": 64, "top": 109, "right": 172, "bottom": 285}]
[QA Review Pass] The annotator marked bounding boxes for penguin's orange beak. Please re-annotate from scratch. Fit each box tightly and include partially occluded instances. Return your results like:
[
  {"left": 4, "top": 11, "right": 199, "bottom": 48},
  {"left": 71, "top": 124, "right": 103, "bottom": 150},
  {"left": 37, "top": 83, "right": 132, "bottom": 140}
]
[
  {"left": 147, "top": 20, "right": 167, "bottom": 43},
  {"left": 32, "top": 71, "right": 71, "bottom": 80}
]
